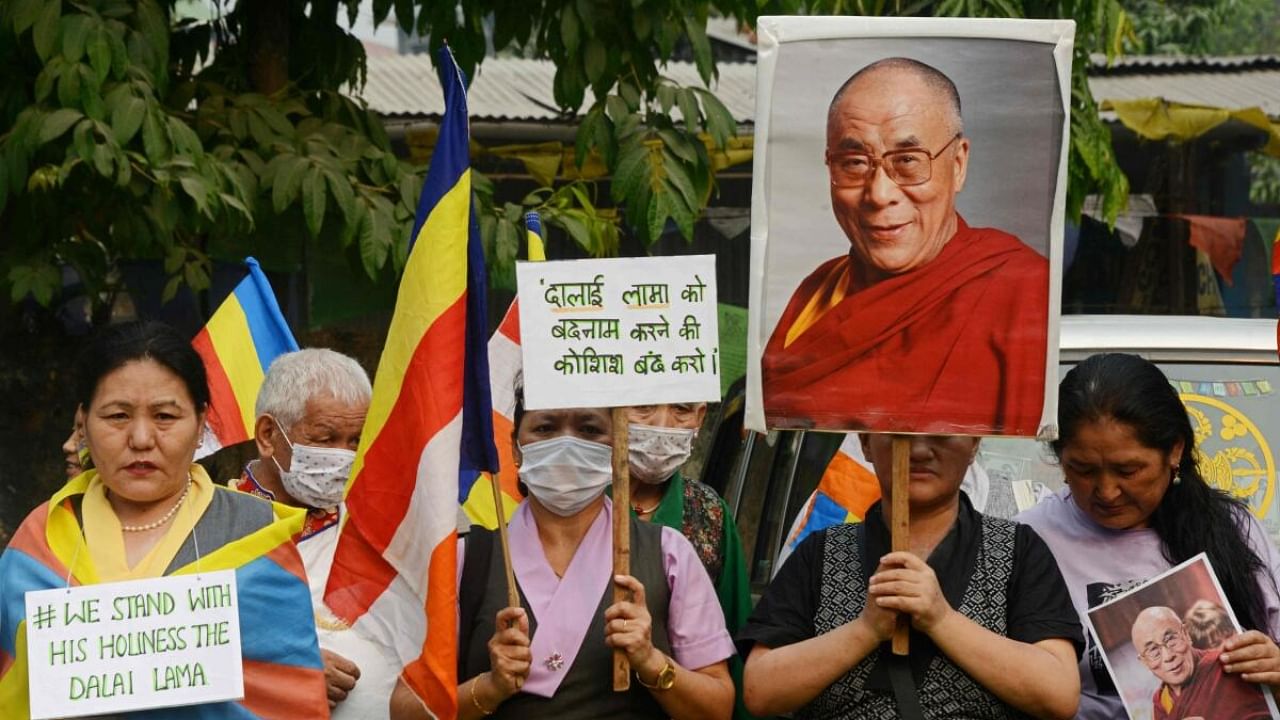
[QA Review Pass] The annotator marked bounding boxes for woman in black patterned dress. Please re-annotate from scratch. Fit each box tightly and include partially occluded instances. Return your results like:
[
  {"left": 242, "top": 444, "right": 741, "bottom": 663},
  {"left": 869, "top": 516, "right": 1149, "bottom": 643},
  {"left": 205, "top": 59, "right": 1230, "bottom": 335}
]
[{"left": 739, "top": 434, "right": 1083, "bottom": 720}]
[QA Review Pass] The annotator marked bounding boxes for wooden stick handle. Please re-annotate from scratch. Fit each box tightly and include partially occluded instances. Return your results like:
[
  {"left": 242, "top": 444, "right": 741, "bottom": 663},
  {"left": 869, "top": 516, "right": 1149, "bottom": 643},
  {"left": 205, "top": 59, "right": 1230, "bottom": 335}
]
[
  {"left": 891, "top": 436, "right": 910, "bottom": 656},
  {"left": 489, "top": 473, "right": 520, "bottom": 611},
  {"left": 611, "top": 407, "right": 632, "bottom": 691}
]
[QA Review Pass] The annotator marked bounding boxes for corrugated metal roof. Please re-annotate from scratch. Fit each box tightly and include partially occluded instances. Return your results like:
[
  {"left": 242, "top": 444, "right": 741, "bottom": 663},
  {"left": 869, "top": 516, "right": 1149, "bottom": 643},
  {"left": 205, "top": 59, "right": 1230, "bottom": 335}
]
[
  {"left": 361, "top": 53, "right": 1280, "bottom": 123},
  {"left": 361, "top": 55, "right": 757, "bottom": 123},
  {"left": 1087, "top": 54, "right": 1280, "bottom": 119},
  {"left": 1090, "top": 68, "right": 1280, "bottom": 118},
  {"left": 1090, "top": 54, "right": 1280, "bottom": 73}
]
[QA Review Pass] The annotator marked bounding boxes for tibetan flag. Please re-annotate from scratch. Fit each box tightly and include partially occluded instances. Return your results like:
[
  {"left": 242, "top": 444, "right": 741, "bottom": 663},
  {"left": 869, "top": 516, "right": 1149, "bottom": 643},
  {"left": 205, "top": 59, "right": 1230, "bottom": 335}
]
[
  {"left": 323, "top": 46, "right": 498, "bottom": 720},
  {"left": 0, "top": 471, "right": 327, "bottom": 719},
  {"left": 776, "top": 434, "right": 881, "bottom": 570},
  {"left": 462, "top": 211, "right": 546, "bottom": 528},
  {"left": 191, "top": 257, "right": 298, "bottom": 458}
]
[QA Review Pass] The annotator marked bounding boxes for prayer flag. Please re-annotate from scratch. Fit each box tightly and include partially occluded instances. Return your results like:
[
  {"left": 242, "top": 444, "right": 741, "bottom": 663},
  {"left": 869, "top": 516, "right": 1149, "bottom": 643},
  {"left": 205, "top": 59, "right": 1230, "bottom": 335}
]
[
  {"left": 191, "top": 257, "right": 299, "bottom": 458},
  {"left": 1177, "top": 214, "right": 1246, "bottom": 286},
  {"left": 461, "top": 211, "right": 546, "bottom": 528},
  {"left": 323, "top": 46, "right": 498, "bottom": 719}
]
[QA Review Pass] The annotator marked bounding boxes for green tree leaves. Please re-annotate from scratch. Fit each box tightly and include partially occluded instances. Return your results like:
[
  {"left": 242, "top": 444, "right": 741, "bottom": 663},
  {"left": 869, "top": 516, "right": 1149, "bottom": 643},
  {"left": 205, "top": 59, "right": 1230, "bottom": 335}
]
[
  {"left": 411, "top": 0, "right": 1133, "bottom": 268},
  {"left": 1, "top": 0, "right": 418, "bottom": 314},
  {"left": 38, "top": 109, "right": 83, "bottom": 144}
]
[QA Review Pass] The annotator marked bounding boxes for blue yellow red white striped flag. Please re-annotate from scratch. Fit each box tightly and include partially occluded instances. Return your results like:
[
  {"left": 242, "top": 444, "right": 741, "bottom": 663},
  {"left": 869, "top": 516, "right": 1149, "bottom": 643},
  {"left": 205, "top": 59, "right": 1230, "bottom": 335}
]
[
  {"left": 323, "top": 46, "right": 498, "bottom": 719},
  {"left": 462, "top": 211, "right": 546, "bottom": 528},
  {"left": 191, "top": 257, "right": 298, "bottom": 458}
]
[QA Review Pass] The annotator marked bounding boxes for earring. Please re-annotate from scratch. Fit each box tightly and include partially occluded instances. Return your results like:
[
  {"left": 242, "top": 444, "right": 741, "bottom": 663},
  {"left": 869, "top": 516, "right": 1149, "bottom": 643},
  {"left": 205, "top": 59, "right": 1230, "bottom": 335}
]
[{"left": 1172, "top": 465, "right": 1182, "bottom": 485}]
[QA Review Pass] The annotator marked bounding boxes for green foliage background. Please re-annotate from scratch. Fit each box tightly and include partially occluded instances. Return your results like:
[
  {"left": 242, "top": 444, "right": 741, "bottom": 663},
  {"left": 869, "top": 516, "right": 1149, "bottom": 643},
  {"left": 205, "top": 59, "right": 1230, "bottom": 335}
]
[
  {"left": 0, "top": 0, "right": 1154, "bottom": 318},
  {"left": 1, "top": 0, "right": 416, "bottom": 320}
]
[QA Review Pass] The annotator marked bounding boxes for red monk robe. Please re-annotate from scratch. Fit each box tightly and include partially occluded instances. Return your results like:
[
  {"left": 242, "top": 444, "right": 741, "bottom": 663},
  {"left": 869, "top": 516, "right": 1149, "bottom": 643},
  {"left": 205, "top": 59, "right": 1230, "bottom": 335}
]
[
  {"left": 763, "top": 217, "right": 1048, "bottom": 435},
  {"left": 1151, "top": 648, "right": 1273, "bottom": 720}
]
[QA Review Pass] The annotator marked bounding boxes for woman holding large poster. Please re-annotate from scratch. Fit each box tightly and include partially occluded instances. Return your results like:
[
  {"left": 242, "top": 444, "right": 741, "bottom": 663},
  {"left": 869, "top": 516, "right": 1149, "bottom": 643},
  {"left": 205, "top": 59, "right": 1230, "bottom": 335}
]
[{"left": 738, "top": 433, "right": 1083, "bottom": 718}]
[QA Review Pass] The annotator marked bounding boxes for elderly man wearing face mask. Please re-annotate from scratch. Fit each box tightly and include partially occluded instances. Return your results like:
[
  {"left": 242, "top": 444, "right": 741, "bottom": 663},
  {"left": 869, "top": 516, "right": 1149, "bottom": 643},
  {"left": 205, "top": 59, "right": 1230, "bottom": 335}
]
[
  {"left": 234, "top": 348, "right": 397, "bottom": 718},
  {"left": 627, "top": 403, "right": 756, "bottom": 719}
]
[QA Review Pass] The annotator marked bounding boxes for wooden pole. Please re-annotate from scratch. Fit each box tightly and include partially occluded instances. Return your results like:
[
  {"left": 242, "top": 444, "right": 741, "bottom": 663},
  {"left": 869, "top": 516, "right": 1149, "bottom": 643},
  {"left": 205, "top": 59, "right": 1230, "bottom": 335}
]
[
  {"left": 488, "top": 472, "right": 522, "bottom": 689},
  {"left": 489, "top": 473, "right": 520, "bottom": 610},
  {"left": 891, "top": 436, "right": 910, "bottom": 656},
  {"left": 611, "top": 407, "right": 632, "bottom": 691}
]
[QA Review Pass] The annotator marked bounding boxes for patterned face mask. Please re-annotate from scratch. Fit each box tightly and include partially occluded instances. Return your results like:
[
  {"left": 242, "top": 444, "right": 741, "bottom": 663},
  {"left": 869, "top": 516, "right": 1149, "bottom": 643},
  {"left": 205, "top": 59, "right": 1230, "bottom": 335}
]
[
  {"left": 627, "top": 424, "right": 696, "bottom": 485},
  {"left": 269, "top": 416, "right": 355, "bottom": 509}
]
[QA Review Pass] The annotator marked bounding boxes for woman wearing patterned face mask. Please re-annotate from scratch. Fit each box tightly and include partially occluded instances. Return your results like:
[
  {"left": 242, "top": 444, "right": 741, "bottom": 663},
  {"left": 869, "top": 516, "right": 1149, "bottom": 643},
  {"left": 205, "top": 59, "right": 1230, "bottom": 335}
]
[
  {"left": 627, "top": 404, "right": 756, "bottom": 719},
  {"left": 389, "top": 389, "right": 736, "bottom": 720}
]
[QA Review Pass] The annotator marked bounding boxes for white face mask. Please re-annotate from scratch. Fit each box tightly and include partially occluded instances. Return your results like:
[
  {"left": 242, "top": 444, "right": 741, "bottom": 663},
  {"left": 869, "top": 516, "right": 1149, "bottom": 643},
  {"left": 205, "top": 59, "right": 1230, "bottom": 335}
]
[
  {"left": 628, "top": 424, "right": 696, "bottom": 485},
  {"left": 518, "top": 436, "right": 613, "bottom": 517},
  {"left": 270, "top": 417, "right": 355, "bottom": 509}
]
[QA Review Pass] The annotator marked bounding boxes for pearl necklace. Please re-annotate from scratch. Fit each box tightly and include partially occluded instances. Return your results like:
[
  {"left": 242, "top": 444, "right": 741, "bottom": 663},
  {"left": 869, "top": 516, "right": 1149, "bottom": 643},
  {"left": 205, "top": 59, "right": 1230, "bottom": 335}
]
[
  {"left": 632, "top": 500, "right": 660, "bottom": 515},
  {"left": 120, "top": 477, "right": 192, "bottom": 533}
]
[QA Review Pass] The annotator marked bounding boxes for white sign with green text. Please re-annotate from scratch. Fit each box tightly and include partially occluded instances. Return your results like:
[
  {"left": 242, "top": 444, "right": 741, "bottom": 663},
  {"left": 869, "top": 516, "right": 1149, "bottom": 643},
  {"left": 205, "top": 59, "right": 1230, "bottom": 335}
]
[
  {"left": 517, "top": 255, "right": 720, "bottom": 410},
  {"left": 25, "top": 569, "right": 243, "bottom": 719}
]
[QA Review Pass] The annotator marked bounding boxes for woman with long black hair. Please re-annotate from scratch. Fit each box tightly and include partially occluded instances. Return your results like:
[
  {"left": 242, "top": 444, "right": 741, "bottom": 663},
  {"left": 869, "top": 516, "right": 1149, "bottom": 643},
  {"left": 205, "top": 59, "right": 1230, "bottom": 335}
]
[{"left": 1019, "top": 352, "right": 1280, "bottom": 718}]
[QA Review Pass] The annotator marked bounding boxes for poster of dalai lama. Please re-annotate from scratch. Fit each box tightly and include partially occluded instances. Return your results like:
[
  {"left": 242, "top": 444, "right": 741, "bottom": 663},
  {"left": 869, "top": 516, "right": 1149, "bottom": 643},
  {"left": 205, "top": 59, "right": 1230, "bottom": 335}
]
[{"left": 744, "top": 17, "right": 1073, "bottom": 437}]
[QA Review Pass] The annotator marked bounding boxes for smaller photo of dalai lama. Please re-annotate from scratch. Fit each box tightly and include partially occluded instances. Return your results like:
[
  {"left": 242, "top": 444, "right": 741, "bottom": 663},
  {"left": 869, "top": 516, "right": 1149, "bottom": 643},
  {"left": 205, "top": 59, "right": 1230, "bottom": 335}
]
[{"left": 1086, "top": 554, "right": 1280, "bottom": 720}]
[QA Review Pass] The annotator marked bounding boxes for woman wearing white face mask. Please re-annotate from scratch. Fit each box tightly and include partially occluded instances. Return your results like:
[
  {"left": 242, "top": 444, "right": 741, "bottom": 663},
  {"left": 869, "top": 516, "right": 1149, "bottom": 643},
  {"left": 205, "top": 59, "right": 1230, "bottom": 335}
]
[
  {"left": 407, "top": 392, "right": 736, "bottom": 720},
  {"left": 627, "top": 404, "right": 756, "bottom": 720}
]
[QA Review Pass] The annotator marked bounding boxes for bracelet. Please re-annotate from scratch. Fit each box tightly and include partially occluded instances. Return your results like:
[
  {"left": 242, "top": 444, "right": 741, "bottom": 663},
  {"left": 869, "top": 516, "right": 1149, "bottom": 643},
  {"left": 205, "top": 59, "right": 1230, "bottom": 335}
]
[
  {"left": 470, "top": 674, "right": 495, "bottom": 716},
  {"left": 635, "top": 655, "right": 676, "bottom": 691}
]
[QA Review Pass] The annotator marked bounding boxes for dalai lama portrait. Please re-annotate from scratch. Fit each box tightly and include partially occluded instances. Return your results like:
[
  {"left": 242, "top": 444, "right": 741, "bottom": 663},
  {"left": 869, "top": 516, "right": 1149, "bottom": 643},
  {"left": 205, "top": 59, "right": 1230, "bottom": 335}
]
[
  {"left": 1131, "top": 606, "right": 1273, "bottom": 720},
  {"left": 761, "top": 57, "right": 1050, "bottom": 435}
]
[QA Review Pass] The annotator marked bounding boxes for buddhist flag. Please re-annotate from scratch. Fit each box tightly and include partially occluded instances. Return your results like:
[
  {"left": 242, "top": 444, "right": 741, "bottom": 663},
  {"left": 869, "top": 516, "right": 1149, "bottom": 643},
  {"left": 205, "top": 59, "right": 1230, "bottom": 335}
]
[
  {"left": 191, "top": 257, "right": 299, "bottom": 458},
  {"left": 461, "top": 211, "right": 546, "bottom": 528},
  {"left": 322, "top": 46, "right": 498, "bottom": 719},
  {"left": 524, "top": 211, "right": 547, "bottom": 262}
]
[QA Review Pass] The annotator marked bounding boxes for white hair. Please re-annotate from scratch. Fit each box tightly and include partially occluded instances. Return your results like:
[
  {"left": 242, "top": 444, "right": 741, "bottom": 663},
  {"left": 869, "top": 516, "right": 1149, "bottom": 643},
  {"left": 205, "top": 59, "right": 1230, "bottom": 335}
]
[{"left": 255, "top": 348, "right": 372, "bottom": 430}]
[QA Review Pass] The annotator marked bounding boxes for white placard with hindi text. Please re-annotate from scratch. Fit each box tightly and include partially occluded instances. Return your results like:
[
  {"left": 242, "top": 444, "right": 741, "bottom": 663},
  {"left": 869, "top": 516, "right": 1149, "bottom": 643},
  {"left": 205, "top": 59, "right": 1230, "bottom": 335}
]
[
  {"left": 517, "top": 255, "right": 721, "bottom": 410},
  {"left": 25, "top": 570, "right": 244, "bottom": 719}
]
